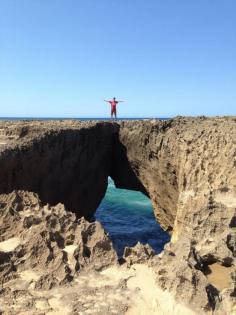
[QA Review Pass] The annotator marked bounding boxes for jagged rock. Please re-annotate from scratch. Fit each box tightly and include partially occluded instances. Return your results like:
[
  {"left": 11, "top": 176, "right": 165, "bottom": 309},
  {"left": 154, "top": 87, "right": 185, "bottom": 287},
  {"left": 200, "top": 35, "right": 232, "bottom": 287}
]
[
  {"left": 123, "top": 242, "right": 155, "bottom": 266},
  {"left": 151, "top": 203, "right": 236, "bottom": 314},
  {"left": 0, "top": 191, "right": 117, "bottom": 288}
]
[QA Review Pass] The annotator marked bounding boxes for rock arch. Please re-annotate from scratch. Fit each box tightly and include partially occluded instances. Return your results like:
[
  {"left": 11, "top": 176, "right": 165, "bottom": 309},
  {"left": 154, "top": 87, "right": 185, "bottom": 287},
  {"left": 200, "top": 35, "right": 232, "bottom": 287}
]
[{"left": 1, "top": 117, "right": 236, "bottom": 239}]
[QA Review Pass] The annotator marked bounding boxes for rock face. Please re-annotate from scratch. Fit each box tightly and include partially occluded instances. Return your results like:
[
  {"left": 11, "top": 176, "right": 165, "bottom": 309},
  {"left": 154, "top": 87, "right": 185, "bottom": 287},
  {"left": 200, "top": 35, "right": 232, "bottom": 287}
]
[
  {"left": 0, "top": 117, "right": 236, "bottom": 314},
  {"left": 115, "top": 117, "right": 236, "bottom": 314},
  {"left": 152, "top": 202, "right": 236, "bottom": 315},
  {"left": 114, "top": 117, "right": 236, "bottom": 236},
  {"left": 123, "top": 242, "right": 155, "bottom": 266},
  {"left": 0, "top": 191, "right": 119, "bottom": 314},
  {"left": 0, "top": 121, "right": 117, "bottom": 219},
  {"left": 0, "top": 190, "right": 117, "bottom": 286}
]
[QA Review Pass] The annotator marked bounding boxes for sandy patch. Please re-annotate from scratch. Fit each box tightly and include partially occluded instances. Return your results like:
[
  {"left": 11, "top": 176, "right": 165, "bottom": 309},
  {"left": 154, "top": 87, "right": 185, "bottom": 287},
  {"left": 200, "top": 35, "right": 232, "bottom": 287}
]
[
  {"left": 206, "top": 263, "right": 235, "bottom": 291},
  {"left": 48, "top": 293, "right": 71, "bottom": 315},
  {"left": 126, "top": 264, "right": 196, "bottom": 315},
  {"left": 0, "top": 237, "right": 20, "bottom": 252},
  {"left": 100, "top": 264, "right": 196, "bottom": 315},
  {"left": 35, "top": 298, "right": 50, "bottom": 311},
  {"left": 101, "top": 265, "right": 134, "bottom": 284}
]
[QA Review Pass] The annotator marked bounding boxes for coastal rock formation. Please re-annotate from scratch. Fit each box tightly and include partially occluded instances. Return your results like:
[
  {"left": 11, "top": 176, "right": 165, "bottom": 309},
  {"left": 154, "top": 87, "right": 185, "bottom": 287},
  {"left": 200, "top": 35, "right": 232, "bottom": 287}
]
[
  {"left": 152, "top": 201, "right": 236, "bottom": 315},
  {"left": 0, "top": 190, "right": 118, "bottom": 313},
  {"left": 0, "top": 190, "right": 117, "bottom": 285},
  {"left": 115, "top": 117, "right": 236, "bottom": 314},
  {"left": 123, "top": 242, "right": 155, "bottom": 266},
  {"left": 0, "top": 117, "right": 236, "bottom": 314},
  {"left": 0, "top": 190, "right": 191, "bottom": 315},
  {"left": 114, "top": 117, "right": 236, "bottom": 236},
  {"left": 0, "top": 121, "right": 117, "bottom": 219}
]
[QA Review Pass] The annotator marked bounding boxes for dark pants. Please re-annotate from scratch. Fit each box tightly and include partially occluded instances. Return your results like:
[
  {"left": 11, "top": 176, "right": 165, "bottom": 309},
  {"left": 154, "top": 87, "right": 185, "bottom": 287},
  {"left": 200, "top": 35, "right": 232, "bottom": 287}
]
[{"left": 111, "top": 107, "right": 117, "bottom": 118}]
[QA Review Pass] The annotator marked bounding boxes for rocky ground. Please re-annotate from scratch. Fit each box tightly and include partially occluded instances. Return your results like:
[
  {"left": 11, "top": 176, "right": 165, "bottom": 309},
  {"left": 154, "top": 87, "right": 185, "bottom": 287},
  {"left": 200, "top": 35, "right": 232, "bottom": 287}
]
[
  {"left": 0, "top": 117, "right": 236, "bottom": 314},
  {"left": 0, "top": 191, "right": 195, "bottom": 315}
]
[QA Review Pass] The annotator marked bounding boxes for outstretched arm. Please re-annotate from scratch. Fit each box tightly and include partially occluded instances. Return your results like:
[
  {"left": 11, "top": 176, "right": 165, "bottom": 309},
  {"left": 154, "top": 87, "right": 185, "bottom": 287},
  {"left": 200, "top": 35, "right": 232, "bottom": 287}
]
[
  {"left": 104, "top": 100, "right": 110, "bottom": 102},
  {"left": 117, "top": 100, "right": 125, "bottom": 103}
]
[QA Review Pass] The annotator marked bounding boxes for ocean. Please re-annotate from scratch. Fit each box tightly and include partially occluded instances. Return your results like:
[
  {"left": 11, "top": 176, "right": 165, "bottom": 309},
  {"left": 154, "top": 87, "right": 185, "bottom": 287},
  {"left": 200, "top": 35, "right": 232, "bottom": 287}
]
[
  {"left": 96, "top": 178, "right": 170, "bottom": 257},
  {"left": 0, "top": 117, "right": 168, "bottom": 121}
]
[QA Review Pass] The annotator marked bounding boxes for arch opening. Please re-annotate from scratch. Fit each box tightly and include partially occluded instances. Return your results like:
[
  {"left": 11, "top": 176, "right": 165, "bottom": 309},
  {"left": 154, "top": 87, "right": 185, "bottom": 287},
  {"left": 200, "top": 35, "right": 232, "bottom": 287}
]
[{"left": 95, "top": 177, "right": 170, "bottom": 257}]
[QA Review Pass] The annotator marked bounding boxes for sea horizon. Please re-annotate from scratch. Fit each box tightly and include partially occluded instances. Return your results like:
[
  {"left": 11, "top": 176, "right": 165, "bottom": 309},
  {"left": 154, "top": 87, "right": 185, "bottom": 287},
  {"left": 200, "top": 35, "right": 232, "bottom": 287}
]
[{"left": 0, "top": 117, "right": 169, "bottom": 121}]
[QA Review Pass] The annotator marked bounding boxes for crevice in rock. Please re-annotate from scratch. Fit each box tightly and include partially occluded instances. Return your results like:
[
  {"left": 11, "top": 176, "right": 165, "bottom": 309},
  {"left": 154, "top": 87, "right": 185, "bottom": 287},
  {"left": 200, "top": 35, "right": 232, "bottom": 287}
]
[
  {"left": 109, "top": 131, "right": 149, "bottom": 196},
  {"left": 205, "top": 284, "right": 220, "bottom": 311}
]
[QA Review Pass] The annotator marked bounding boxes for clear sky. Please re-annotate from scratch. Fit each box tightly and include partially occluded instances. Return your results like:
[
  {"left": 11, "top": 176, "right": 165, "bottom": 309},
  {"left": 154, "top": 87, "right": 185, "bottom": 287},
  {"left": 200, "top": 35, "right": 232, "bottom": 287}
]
[{"left": 0, "top": 0, "right": 235, "bottom": 118}]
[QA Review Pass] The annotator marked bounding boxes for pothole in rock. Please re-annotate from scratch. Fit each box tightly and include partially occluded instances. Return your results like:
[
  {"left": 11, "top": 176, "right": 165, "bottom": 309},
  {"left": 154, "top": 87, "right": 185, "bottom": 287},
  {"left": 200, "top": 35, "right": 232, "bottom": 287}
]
[{"left": 96, "top": 177, "right": 170, "bottom": 257}]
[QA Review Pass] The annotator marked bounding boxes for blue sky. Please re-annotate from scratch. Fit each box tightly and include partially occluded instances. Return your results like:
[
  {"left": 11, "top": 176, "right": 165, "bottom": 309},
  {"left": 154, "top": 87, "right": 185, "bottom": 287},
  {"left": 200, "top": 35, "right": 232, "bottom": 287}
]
[{"left": 0, "top": 0, "right": 235, "bottom": 117}]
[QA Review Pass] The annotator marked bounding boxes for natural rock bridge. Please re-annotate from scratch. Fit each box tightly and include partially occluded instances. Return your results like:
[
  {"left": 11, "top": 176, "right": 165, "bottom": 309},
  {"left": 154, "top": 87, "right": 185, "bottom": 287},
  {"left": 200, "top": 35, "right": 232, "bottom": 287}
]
[{"left": 0, "top": 117, "right": 236, "bottom": 240}]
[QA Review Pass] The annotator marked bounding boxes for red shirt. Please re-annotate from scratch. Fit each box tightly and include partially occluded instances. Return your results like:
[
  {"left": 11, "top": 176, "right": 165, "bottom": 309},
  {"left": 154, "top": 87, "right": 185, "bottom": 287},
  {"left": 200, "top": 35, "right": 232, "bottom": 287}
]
[{"left": 109, "top": 100, "right": 118, "bottom": 109}]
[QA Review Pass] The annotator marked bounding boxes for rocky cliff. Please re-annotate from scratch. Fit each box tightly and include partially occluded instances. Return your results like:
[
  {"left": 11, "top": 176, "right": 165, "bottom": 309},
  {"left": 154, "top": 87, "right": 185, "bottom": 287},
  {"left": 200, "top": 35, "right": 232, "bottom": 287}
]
[{"left": 0, "top": 117, "right": 235, "bottom": 314}]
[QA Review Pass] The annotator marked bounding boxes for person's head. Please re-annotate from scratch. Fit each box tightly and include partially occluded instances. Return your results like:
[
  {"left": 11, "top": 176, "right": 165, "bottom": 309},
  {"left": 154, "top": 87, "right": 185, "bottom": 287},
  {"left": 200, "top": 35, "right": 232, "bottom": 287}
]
[{"left": 113, "top": 97, "right": 116, "bottom": 100}]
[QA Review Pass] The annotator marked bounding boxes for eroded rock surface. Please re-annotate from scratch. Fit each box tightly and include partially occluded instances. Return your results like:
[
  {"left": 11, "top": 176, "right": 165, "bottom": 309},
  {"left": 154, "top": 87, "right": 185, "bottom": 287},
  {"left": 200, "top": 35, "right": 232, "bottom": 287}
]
[
  {"left": 151, "top": 201, "right": 236, "bottom": 315},
  {"left": 0, "top": 191, "right": 117, "bottom": 308},
  {"left": 0, "top": 121, "right": 116, "bottom": 219},
  {"left": 113, "top": 117, "right": 236, "bottom": 235},
  {"left": 0, "top": 190, "right": 193, "bottom": 315},
  {"left": 123, "top": 242, "right": 155, "bottom": 267},
  {"left": 0, "top": 117, "right": 236, "bottom": 314}
]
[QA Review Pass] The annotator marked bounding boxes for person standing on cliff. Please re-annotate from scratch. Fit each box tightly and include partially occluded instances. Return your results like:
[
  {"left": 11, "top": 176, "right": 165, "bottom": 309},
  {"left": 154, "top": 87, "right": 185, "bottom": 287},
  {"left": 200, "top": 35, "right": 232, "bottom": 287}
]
[{"left": 104, "top": 97, "right": 125, "bottom": 119}]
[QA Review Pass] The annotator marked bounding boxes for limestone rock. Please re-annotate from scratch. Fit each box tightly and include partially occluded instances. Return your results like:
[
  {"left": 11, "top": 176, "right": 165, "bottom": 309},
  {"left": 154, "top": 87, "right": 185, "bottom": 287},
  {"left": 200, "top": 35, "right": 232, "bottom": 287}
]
[
  {"left": 123, "top": 242, "right": 155, "bottom": 266},
  {"left": 0, "top": 191, "right": 117, "bottom": 288},
  {"left": 0, "top": 117, "right": 236, "bottom": 314}
]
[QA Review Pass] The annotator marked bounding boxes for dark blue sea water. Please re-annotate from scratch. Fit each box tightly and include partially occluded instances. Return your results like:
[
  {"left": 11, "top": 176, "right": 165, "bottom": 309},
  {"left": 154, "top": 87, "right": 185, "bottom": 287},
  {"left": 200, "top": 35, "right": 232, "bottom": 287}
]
[{"left": 96, "top": 178, "right": 170, "bottom": 257}]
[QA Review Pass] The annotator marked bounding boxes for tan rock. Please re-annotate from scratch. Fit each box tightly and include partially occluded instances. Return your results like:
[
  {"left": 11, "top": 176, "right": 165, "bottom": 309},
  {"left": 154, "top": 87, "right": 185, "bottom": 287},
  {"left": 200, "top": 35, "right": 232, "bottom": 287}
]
[{"left": 0, "top": 117, "right": 236, "bottom": 314}]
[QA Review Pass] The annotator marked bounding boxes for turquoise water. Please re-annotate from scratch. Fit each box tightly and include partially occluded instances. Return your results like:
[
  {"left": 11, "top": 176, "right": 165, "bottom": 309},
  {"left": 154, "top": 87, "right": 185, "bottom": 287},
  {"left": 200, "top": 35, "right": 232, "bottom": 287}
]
[{"left": 96, "top": 178, "right": 170, "bottom": 257}]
